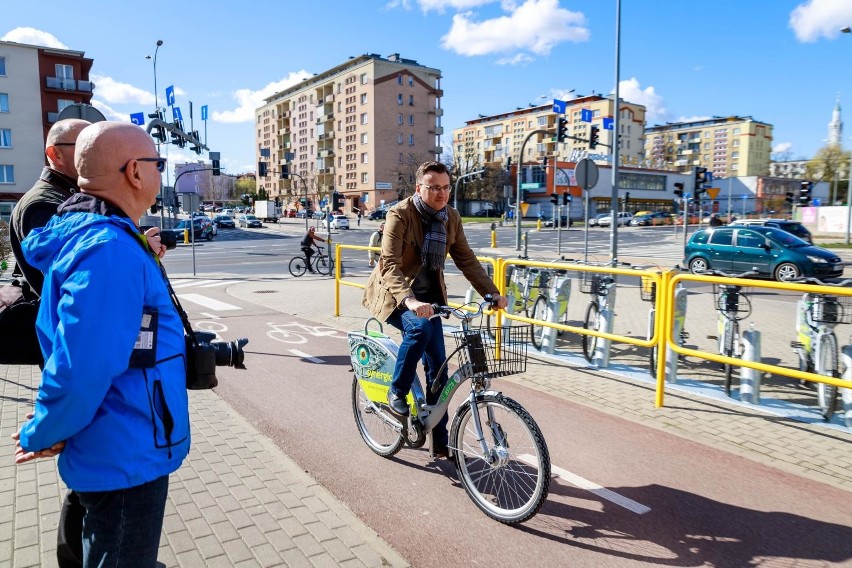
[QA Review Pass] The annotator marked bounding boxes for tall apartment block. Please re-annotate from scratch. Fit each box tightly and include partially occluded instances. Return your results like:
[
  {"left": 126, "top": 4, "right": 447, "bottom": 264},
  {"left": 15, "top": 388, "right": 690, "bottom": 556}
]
[
  {"left": 0, "top": 40, "right": 94, "bottom": 221},
  {"left": 451, "top": 95, "right": 646, "bottom": 170},
  {"left": 255, "top": 53, "right": 443, "bottom": 213},
  {"left": 644, "top": 116, "right": 773, "bottom": 180}
]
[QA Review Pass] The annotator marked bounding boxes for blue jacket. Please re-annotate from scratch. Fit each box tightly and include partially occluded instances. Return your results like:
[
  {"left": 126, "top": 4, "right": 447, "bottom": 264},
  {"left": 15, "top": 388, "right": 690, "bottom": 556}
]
[{"left": 18, "top": 196, "right": 190, "bottom": 491}]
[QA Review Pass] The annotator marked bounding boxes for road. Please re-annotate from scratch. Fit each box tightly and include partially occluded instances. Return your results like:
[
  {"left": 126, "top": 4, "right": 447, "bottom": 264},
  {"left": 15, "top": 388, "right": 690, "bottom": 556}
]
[{"left": 171, "top": 279, "right": 852, "bottom": 567}]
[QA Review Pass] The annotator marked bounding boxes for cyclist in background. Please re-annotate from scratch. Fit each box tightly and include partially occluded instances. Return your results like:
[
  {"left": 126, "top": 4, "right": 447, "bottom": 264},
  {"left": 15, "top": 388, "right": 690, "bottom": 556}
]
[
  {"left": 300, "top": 227, "right": 325, "bottom": 273},
  {"left": 362, "top": 161, "right": 507, "bottom": 458}
]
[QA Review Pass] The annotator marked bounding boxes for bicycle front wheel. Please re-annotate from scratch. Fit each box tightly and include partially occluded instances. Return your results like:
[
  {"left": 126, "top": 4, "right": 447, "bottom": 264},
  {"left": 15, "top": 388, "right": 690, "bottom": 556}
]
[
  {"left": 314, "top": 254, "right": 333, "bottom": 276},
  {"left": 817, "top": 333, "right": 839, "bottom": 421},
  {"left": 582, "top": 301, "right": 600, "bottom": 363},
  {"left": 289, "top": 256, "right": 307, "bottom": 277},
  {"left": 450, "top": 394, "right": 550, "bottom": 525},
  {"left": 530, "top": 296, "right": 549, "bottom": 351},
  {"left": 351, "top": 377, "right": 404, "bottom": 457}
]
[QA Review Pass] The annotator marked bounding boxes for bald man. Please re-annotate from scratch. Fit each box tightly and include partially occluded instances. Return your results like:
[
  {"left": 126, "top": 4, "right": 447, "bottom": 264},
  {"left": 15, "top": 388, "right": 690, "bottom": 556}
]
[{"left": 12, "top": 122, "right": 190, "bottom": 568}]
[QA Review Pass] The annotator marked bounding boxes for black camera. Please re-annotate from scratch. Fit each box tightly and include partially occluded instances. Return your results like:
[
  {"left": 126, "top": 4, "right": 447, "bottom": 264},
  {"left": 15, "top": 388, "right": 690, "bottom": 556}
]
[
  {"left": 185, "top": 330, "right": 248, "bottom": 390},
  {"left": 159, "top": 230, "right": 178, "bottom": 250}
]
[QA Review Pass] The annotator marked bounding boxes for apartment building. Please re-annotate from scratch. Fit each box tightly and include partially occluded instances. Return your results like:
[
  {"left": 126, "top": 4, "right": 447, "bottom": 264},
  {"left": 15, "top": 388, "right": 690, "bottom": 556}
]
[
  {"left": 0, "top": 40, "right": 94, "bottom": 221},
  {"left": 255, "top": 53, "right": 443, "bottom": 214},
  {"left": 644, "top": 116, "right": 773, "bottom": 180},
  {"left": 451, "top": 95, "right": 646, "bottom": 171}
]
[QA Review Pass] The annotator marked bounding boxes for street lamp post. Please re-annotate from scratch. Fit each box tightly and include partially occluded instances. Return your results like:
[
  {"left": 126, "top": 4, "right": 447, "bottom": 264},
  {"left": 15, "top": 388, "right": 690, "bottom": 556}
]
[{"left": 146, "top": 40, "right": 164, "bottom": 228}]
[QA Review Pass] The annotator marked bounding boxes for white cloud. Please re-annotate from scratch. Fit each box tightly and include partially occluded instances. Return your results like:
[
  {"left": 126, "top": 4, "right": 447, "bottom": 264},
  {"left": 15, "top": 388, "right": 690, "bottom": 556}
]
[
  {"left": 90, "top": 74, "right": 154, "bottom": 105},
  {"left": 676, "top": 115, "right": 712, "bottom": 123},
  {"left": 1, "top": 27, "right": 68, "bottom": 49},
  {"left": 773, "top": 142, "right": 793, "bottom": 154},
  {"left": 418, "top": 0, "right": 495, "bottom": 13},
  {"left": 616, "top": 78, "right": 668, "bottom": 121},
  {"left": 213, "top": 71, "right": 313, "bottom": 124},
  {"left": 91, "top": 100, "right": 131, "bottom": 122},
  {"left": 496, "top": 53, "right": 533, "bottom": 65},
  {"left": 789, "top": 0, "right": 852, "bottom": 42},
  {"left": 441, "top": 0, "right": 589, "bottom": 58}
]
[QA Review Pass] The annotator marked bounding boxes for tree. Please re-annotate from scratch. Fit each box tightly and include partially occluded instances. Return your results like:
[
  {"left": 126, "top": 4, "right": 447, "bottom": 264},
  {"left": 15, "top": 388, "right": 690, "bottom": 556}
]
[
  {"left": 806, "top": 144, "right": 851, "bottom": 204},
  {"left": 257, "top": 187, "right": 269, "bottom": 201},
  {"left": 235, "top": 177, "right": 256, "bottom": 196}
]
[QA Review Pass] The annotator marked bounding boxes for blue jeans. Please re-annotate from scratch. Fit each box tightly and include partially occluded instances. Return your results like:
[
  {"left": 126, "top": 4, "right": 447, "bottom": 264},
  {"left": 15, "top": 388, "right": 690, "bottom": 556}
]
[
  {"left": 76, "top": 475, "right": 169, "bottom": 568},
  {"left": 386, "top": 309, "right": 449, "bottom": 446}
]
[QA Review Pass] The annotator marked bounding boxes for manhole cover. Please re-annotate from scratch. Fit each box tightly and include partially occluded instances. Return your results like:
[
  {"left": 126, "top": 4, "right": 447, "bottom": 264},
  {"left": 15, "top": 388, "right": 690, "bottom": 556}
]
[{"left": 253, "top": 290, "right": 278, "bottom": 294}]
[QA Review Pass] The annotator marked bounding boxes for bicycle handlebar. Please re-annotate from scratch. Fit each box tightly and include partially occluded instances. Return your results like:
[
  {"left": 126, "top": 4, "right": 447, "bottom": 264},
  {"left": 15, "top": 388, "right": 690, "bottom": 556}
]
[
  {"left": 791, "top": 277, "right": 852, "bottom": 287},
  {"left": 428, "top": 294, "right": 499, "bottom": 321},
  {"left": 701, "top": 268, "right": 759, "bottom": 279}
]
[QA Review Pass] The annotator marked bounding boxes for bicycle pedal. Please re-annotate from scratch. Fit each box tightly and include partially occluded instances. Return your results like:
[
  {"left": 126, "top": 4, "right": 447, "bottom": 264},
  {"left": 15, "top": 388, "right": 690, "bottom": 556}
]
[
  {"left": 707, "top": 335, "right": 718, "bottom": 340},
  {"left": 790, "top": 341, "right": 804, "bottom": 349}
]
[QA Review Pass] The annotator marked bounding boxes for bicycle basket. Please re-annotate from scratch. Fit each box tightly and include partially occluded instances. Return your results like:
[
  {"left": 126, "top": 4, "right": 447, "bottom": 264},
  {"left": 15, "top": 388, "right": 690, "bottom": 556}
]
[
  {"left": 812, "top": 295, "right": 852, "bottom": 325},
  {"left": 579, "top": 273, "right": 606, "bottom": 295},
  {"left": 639, "top": 277, "right": 656, "bottom": 303},
  {"left": 713, "top": 285, "right": 751, "bottom": 316},
  {"left": 452, "top": 326, "right": 529, "bottom": 379}
]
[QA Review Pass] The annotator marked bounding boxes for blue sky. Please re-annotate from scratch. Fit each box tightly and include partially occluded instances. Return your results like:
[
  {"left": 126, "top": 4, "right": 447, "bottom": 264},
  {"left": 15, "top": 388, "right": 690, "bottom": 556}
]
[{"left": 4, "top": 0, "right": 852, "bottom": 179}]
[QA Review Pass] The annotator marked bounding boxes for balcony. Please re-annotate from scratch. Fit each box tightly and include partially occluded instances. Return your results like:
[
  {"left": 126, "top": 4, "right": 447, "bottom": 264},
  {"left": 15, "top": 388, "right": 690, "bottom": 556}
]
[
  {"left": 430, "top": 147, "right": 443, "bottom": 155},
  {"left": 434, "top": 89, "right": 444, "bottom": 97},
  {"left": 319, "top": 149, "right": 334, "bottom": 158},
  {"left": 428, "top": 108, "right": 444, "bottom": 117},
  {"left": 430, "top": 126, "right": 444, "bottom": 135},
  {"left": 45, "top": 76, "right": 95, "bottom": 93},
  {"left": 319, "top": 167, "right": 335, "bottom": 175},
  {"left": 316, "top": 113, "right": 334, "bottom": 123}
]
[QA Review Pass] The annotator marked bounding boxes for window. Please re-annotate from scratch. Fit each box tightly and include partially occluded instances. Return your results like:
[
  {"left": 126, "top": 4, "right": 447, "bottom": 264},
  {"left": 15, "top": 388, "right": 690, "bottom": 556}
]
[
  {"left": 736, "top": 230, "right": 765, "bottom": 249},
  {"left": 360, "top": 133, "right": 368, "bottom": 144},
  {"left": 361, "top": 152, "right": 368, "bottom": 164},
  {"left": 0, "top": 57, "right": 5, "bottom": 76},
  {"left": 362, "top": 172, "right": 368, "bottom": 183},
  {"left": 409, "top": 94, "right": 414, "bottom": 106},
  {"left": 398, "top": 152, "right": 403, "bottom": 163},
  {"left": 409, "top": 134, "right": 414, "bottom": 145},
  {"left": 397, "top": 113, "right": 403, "bottom": 125},
  {"left": 360, "top": 93, "right": 367, "bottom": 105},
  {"left": 709, "top": 229, "right": 733, "bottom": 246},
  {"left": 537, "top": 116, "right": 547, "bottom": 126},
  {"left": 360, "top": 73, "right": 367, "bottom": 85},
  {"left": 408, "top": 115, "right": 414, "bottom": 126},
  {"left": 0, "top": 165, "right": 13, "bottom": 183},
  {"left": 58, "top": 99, "right": 74, "bottom": 111},
  {"left": 733, "top": 127, "right": 741, "bottom": 135},
  {"left": 0, "top": 129, "right": 11, "bottom": 147},
  {"left": 0, "top": 94, "right": 8, "bottom": 112},
  {"left": 397, "top": 75, "right": 403, "bottom": 85},
  {"left": 56, "top": 64, "right": 74, "bottom": 80},
  {"left": 360, "top": 113, "right": 368, "bottom": 125},
  {"left": 398, "top": 94, "right": 403, "bottom": 105},
  {"left": 398, "top": 133, "right": 403, "bottom": 145}
]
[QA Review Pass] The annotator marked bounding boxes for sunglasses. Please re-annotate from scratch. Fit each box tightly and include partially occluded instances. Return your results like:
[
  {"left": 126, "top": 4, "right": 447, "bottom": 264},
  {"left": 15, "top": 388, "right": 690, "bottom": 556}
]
[
  {"left": 53, "top": 142, "right": 77, "bottom": 146},
  {"left": 120, "top": 157, "right": 167, "bottom": 173}
]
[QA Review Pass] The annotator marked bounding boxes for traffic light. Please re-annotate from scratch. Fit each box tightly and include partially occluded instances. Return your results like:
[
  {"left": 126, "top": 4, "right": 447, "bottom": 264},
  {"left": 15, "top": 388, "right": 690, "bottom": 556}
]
[
  {"left": 673, "top": 182, "right": 684, "bottom": 197},
  {"left": 170, "top": 130, "right": 185, "bottom": 148},
  {"left": 542, "top": 156, "right": 548, "bottom": 168},
  {"left": 211, "top": 152, "right": 220, "bottom": 176},
  {"left": 799, "top": 181, "right": 812, "bottom": 205},
  {"left": 556, "top": 117, "right": 568, "bottom": 143},
  {"left": 563, "top": 192, "right": 571, "bottom": 205},
  {"left": 785, "top": 191, "right": 794, "bottom": 204},
  {"left": 550, "top": 193, "right": 558, "bottom": 205},
  {"left": 279, "top": 164, "right": 290, "bottom": 180},
  {"left": 624, "top": 192, "right": 631, "bottom": 206},
  {"left": 521, "top": 189, "right": 529, "bottom": 202},
  {"left": 274, "top": 196, "right": 281, "bottom": 207},
  {"left": 332, "top": 191, "right": 344, "bottom": 210},
  {"left": 693, "top": 166, "right": 708, "bottom": 196},
  {"left": 589, "top": 125, "right": 599, "bottom": 149},
  {"left": 258, "top": 161, "right": 268, "bottom": 177},
  {"left": 505, "top": 156, "right": 512, "bottom": 172},
  {"left": 190, "top": 130, "right": 202, "bottom": 154}
]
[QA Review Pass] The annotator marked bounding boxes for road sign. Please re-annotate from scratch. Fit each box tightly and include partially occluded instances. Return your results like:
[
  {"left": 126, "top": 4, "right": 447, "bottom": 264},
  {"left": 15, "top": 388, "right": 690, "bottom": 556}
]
[
  {"left": 552, "top": 99, "right": 567, "bottom": 114},
  {"left": 201, "top": 105, "right": 208, "bottom": 121},
  {"left": 520, "top": 203, "right": 530, "bottom": 216},
  {"left": 520, "top": 183, "right": 540, "bottom": 189},
  {"left": 603, "top": 117, "right": 614, "bottom": 130},
  {"left": 166, "top": 85, "right": 175, "bottom": 106},
  {"left": 574, "top": 158, "right": 599, "bottom": 191},
  {"left": 130, "top": 112, "right": 145, "bottom": 125},
  {"left": 581, "top": 109, "right": 592, "bottom": 123},
  {"left": 706, "top": 187, "right": 720, "bottom": 199},
  {"left": 172, "top": 106, "right": 183, "bottom": 121}
]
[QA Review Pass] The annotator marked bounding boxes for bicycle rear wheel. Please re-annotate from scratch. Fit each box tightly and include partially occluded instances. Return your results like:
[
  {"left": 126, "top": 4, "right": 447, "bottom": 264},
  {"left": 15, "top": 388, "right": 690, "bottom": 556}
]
[
  {"left": 582, "top": 301, "right": 600, "bottom": 363},
  {"left": 289, "top": 256, "right": 307, "bottom": 277},
  {"left": 817, "top": 333, "right": 839, "bottom": 421},
  {"left": 351, "top": 377, "right": 404, "bottom": 457},
  {"left": 450, "top": 393, "right": 550, "bottom": 525},
  {"left": 314, "top": 254, "right": 333, "bottom": 276},
  {"left": 723, "top": 320, "right": 739, "bottom": 397},
  {"left": 530, "top": 296, "right": 548, "bottom": 351}
]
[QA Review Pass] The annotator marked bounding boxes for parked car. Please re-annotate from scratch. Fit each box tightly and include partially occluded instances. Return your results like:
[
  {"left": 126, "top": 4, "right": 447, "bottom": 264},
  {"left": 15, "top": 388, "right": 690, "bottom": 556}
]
[
  {"left": 213, "top": 214, "right": 235, "bottom": 228},
  {"left": 598, "top": 212, "right": 634, "bottom": 227},
  {"left": 329, "top": 214, "right": 350, "bottom": 230},
  {"left": 472, "top": 207, "right": 498, "bottom": 217},
  {"left": 543, "top": 216, "right": 573, "bottom": 228},
  {"left": 165, "top": 218, "right": 215, "bottom": 241},
  {"left": 238, "top": 214, "right": 263, "bottom": 228},
  {"left": 588, "top": 213, "right": 609, "bottom": 227},
  {"left": 629, "top": 211, "right": 673, "bottom": 226},
  {"left": 368, "top": 209, "right": 387, "bottom": 220},
  {"left": 730, "top": 218, "right": 813, "bottom": 244},
  {"left": 312, "top": 211, "right": 326, "bottom": 220},
  {"left": 684, "top": 225, "right": 843, "bottom": 281}
]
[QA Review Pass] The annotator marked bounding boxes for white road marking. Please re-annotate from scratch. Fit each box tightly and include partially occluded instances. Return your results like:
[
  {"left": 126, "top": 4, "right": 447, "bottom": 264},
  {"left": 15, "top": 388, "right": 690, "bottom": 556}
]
[
  {"left": 172, "top": 279, "right": 218, "bottom": 288},
  {"left": 199, "top": 312, "right": 221, "bottom": 319},
  {"left": 518, "top": 454, "right": 651, "bottom": 515},
  {"left": 199, "top": 280, "right": 238, "bottom": 288},
  {"left": 177, "top": 294, "right": 242, "bottom": 311},
  {"left": 288, "top": 349, "right": 326, "bottom": 364}
]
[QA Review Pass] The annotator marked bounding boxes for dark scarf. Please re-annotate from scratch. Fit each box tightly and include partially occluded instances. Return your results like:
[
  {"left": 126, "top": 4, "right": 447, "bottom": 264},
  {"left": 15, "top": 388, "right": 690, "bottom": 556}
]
[{"left": 412, "top": 194, "right": 448, "bottom": 270}]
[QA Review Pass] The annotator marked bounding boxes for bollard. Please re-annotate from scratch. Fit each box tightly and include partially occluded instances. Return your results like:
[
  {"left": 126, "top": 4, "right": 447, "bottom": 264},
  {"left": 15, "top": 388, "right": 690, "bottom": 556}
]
[
  {"left": 183, "top": 229, "right": 189, "bottom": 244},
  {"left": 841, "top": 346, "right": 852, "bottom": 427},
  {"left": 740, "top": 326, "right": 762, "bottom": 404},
  {"left": 491, "top": 230, "right": 497, "bottom": 248},
  {"left": 536, "top": 219, "right": 542, "bottom": 232},
  {"left": 522, "top": 231, "right": 529, "bottom": 259}
]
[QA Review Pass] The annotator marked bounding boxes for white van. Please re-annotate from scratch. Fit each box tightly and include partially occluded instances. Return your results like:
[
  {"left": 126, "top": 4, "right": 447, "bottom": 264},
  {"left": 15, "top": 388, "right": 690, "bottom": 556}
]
[{"left": 598, "top": 212, "right": 634, "bottom": 227}]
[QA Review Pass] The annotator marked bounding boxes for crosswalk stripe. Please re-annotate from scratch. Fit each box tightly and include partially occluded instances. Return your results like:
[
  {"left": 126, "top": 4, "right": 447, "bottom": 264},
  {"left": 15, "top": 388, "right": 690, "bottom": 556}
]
[
  {"left": 199, "top": 281, "right": 238, "bottom": 288},
  {"left": 172, "top": 279, "right": 218, "bottom": 288},
  {"left": 177, "top": 293, "right": 241, "bottom": 311}
]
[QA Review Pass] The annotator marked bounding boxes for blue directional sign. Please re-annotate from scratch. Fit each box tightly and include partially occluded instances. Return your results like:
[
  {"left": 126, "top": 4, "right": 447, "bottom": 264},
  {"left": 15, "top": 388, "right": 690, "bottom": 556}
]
[
  {"left": 706, "top": 171, "right": 714, "bottom": 183},
  {"left": 172, "top": 106, "right": 183, "bottom": 121},
  {"left": 581, "top": 109, "right": 592, "bottom": 123},
  {"left": 552, "top": 99, "right": 567, "bottom": 114},
  {"left": 201, "top": 105, "right": 208, "bottom": 121},
  {"left": 130, "top": 112, "right": 145, "bottom": 126},
  {"left": 165, "top": 85, "right": 175, "bottom": 106},
  {"left": 602, "top": 117, "right": 614, "bottom": 130}
]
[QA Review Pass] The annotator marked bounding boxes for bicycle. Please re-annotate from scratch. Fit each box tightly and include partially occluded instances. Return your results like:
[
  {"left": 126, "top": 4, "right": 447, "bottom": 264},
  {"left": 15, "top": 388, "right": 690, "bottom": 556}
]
[
  {"left": 485, "top": 264, "right": 542, "bottom": 337},
  {"left": 347, "top": 297, "right": 550, "bottom": 524},
  {"left": 288, "top": 244, "right": 333, "bottom": 277},
  {"left": 790, "top": 277, "right": 852, "bottom": 421},
  {"left": 580, "top": 270, "right": 617, "bottom": 363},
  {"left": 704, "top": 269, "right": 755, "bottom": 396},
  {"left": 643, "top": 275, "right": 689, "bottom": 376},
  {"left": 529, "top": 269, "right": 571, "bottom": 351}
]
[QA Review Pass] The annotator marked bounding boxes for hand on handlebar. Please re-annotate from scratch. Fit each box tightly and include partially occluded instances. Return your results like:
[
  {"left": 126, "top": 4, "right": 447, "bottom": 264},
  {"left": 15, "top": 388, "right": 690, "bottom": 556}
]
[
  {"left": 488, "top": 294, "right": 509, "bottom": 310},
  {"left": 407, "top": 298, "right": 435, "bottom": 318}
]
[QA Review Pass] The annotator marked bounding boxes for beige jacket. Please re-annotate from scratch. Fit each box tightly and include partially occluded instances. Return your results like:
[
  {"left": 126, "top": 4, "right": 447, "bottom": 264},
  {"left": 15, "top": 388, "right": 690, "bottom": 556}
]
[{"left": 362, "top": 197, "right": 498, "bottom": 321}]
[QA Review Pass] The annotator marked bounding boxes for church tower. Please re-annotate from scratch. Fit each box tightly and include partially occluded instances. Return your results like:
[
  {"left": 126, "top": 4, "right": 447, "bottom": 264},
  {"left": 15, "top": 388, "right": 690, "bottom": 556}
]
[{"left": 829, "top": 95, "right": 843, "bottom": 146}]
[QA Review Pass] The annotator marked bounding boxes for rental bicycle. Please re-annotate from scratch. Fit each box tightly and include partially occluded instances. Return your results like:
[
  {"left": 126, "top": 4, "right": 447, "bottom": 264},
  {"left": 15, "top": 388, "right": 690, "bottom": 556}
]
[
  {"left": 580, "top": 270, "right": 617, "bottom": 363},
  {"left": 288, "top": 244, "right": 333, "bottom": 277},
  {"left": 705, "top": 269, "right": 755, "bottom": 396},
  {"left": 791, "top": 277, "right": 852, "bottom": 421},
  {"left": 348, "top": 297, "right": 550, "bottom": 524},
  {"left": 644, "top": 275, "right": 689, "bottom": 376},
  {"left": 529, "top": 269, "right": 571, "bottom": 351},
  {"left": 485, "top": 264, "right": 542, "bottom": 336}
]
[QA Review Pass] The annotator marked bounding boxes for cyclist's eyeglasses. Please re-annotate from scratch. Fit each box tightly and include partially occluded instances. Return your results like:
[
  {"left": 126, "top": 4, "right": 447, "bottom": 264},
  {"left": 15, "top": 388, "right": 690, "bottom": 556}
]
[
  {"left": 120, "top": 157, "right": 167, "bottom": 173},
  {"left": 53, "top": 142, "right": 77, "bottom": 146},
  {"left": 421, "top": 184, "right": 451, "bottom": 192}
]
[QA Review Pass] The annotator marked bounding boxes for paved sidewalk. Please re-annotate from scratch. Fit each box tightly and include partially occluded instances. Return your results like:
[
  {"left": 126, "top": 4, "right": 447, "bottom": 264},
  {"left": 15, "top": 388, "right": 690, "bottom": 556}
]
[{"left": 0, "top": 363, "right": 409, "bottom": 568}]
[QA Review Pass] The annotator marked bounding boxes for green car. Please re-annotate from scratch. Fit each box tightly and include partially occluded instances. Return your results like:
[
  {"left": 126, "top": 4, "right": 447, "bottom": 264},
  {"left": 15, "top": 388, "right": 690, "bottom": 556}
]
[{"left": 684, "top": 225, "right": 843, "bottom": 281}]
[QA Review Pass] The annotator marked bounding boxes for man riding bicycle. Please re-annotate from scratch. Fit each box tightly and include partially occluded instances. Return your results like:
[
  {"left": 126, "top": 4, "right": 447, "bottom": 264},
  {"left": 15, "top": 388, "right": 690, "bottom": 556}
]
[
  {"left": 301, "top": 227, "right": 325, "bottom": 273},
  {"left": 362, "top": 161, "right": 507, "bottom": 458}
]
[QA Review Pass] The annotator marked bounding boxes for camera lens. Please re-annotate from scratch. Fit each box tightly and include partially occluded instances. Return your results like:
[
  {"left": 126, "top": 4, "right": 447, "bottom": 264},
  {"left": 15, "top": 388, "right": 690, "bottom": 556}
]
[{"left": 210, "top": 338, "right": 249, "bottom": 369}]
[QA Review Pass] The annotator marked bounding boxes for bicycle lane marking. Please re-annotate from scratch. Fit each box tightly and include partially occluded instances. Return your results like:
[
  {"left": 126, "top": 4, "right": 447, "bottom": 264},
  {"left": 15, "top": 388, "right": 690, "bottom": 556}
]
[
  {"left": 287, "top": 349, "right": 326, "bottom": 364},
  {"left": 518, "top": 454, "right": 652, "bottom": 515}
]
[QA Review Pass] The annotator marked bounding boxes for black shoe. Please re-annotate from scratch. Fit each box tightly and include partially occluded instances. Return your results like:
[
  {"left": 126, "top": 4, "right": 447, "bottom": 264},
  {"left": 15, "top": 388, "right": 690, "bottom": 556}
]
[
  {"left": 387, "top": 391, "right": 409, "bottom": 415},
  {"left": 430, "top": 436, "right": 449, "bottom": 459},
  {"left": 308, "top": 269, "right": 316, "bottom": 273}
]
